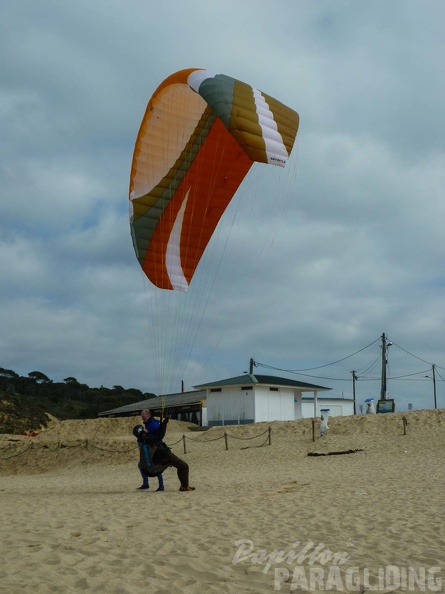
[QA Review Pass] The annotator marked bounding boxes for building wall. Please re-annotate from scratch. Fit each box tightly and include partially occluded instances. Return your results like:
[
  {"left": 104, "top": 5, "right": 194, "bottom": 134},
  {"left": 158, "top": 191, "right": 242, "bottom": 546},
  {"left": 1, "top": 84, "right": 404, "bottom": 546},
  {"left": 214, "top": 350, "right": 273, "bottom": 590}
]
[
  {"left": 208, "top": 385, "right": 295, "bottom": 425},
  {"left": 254, "top": 386, "right": 295, "bottom": 422},
  {"left": 322, "top": 404, "right": 346, "bottom": 417},
  {"left": 294, "top": 394, "right": 303, "bottom": 420},
  {"left": 201, "top": 406, "right": 208, "bottom": 427},
  {"left": 207, "top": 387, "right": 255, "bottom": 426},
  {"left": 300, "top": 400, "right": 354, "bottom": 418},
  {"left": 206, "top": 385, "right": 354, "bottom": 426}
]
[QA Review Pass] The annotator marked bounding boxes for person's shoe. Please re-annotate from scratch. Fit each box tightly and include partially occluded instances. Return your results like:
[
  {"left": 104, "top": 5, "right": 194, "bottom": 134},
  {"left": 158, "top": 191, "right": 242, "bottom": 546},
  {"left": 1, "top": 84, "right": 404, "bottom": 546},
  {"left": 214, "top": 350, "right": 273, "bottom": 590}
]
[
  {"left": 137, "top": 485, "right": 149, "bottom": 490},
  {"left": 179, "top": 486, "right": 195, "bottom": 491},
  {"left": 156, "top": 487, "right": 164, "bottom": 491}
]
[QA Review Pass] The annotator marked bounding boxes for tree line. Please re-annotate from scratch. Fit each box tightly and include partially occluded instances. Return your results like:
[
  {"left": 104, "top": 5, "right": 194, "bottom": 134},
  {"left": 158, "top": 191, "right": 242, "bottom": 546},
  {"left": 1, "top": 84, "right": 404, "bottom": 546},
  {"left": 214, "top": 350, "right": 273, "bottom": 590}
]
[{"left": 0, "top": 367, "right": 156, "bottom": 432}]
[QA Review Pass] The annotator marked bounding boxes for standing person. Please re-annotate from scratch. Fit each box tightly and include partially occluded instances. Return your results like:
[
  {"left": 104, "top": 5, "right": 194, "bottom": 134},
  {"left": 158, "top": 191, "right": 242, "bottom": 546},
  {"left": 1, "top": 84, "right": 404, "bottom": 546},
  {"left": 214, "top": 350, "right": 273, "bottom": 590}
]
[
  {"left": 137, "top": 409, "right": 165, "bottom": 491},
  {"left": 134, "top": 416, "right": 195, "bottom": 492}
]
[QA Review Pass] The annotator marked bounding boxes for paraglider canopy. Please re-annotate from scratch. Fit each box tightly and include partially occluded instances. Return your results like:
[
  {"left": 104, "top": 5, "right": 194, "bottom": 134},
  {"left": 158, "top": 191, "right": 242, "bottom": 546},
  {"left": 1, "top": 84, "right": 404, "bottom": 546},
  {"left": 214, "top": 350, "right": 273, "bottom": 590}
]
[{"left": 129, "top": 68, "right": 299, "bottom": 292}]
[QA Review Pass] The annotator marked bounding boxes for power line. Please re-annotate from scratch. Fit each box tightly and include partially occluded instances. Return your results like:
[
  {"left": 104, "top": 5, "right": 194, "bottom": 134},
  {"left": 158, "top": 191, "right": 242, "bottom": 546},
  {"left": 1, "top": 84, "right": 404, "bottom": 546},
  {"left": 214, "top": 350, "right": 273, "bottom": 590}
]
[
  {"left": 436, "top": 368, "right": 445, "bottom": 382},
  {"left": 388, "top": 368, "right": 432, "bottom": 380},
  {"left": 255, "top": 336, "right": 381, "bottom": 373},
  {"left": 390, "top": 341, "right": 433, "bottom": 366},
  {"left": 252, "top": 335, "right": 444, "bottom": 390},
  {"left": 355, "top": 354, "right": 381, "bottom": 377}
]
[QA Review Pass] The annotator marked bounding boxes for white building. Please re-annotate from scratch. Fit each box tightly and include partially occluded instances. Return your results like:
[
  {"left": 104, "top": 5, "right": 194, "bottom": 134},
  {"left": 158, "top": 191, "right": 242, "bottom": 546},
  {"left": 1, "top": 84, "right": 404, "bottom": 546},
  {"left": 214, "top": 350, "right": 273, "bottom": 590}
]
[
  {"left": 195, "top": 374, "right": 354, "bottom": 426},
  {"left": 98, "top": 373, "right": 354, "bottom": 427}
]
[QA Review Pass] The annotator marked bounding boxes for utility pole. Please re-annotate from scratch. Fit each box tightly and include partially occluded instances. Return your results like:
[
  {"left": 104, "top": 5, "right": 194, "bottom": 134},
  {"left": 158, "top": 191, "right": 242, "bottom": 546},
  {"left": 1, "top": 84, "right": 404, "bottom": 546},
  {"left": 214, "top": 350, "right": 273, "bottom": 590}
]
[
  {"left": 380, "top": 333, "right": 393, "bottom": 400},
  {"left": 352, "top": 370, "right": 357, "bottom": 414},
  {"left": 249, "top": 358, "right": 255, "bottom": 374},
  {"left": 380, "top": 333, "right": 387, "bottom": 400},
  {"left": 432, "top": 364, "right": 437, "bottom": 409}
]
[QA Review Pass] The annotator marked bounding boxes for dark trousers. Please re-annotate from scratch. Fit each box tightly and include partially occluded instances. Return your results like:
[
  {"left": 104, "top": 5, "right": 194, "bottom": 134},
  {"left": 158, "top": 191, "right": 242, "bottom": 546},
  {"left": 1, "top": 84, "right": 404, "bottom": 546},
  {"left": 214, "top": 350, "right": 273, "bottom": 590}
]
[{"left": 167, "top": 451, "right": 189, "bottom": 488}]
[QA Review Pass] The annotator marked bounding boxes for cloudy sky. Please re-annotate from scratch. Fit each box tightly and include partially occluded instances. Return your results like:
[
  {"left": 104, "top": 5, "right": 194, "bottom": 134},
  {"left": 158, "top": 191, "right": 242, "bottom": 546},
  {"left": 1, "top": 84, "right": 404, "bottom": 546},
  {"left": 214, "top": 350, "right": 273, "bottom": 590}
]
[{"left": 2, "top": 0, "right": 444, "bottom": 411}]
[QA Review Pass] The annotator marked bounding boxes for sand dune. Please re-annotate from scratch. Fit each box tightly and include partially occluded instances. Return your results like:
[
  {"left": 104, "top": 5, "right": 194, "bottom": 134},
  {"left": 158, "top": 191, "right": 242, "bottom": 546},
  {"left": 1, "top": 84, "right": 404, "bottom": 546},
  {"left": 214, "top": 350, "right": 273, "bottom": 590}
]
[{"left": 1, "top": 410, "right": 444, "bottom": 593}]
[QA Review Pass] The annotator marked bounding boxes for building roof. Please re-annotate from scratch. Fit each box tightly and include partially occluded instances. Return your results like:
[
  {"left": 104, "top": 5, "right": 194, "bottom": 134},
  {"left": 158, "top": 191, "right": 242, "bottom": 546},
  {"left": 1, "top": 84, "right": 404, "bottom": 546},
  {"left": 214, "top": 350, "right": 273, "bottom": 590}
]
[
  {"left": 194, "top": 374, "right": 331, "bottom": 392},
  {"left": 98, "top": 375, "right": 334, "bottom": 418},
  {"left": 98, "top": 390, "right": 206, "bottom": 417}
]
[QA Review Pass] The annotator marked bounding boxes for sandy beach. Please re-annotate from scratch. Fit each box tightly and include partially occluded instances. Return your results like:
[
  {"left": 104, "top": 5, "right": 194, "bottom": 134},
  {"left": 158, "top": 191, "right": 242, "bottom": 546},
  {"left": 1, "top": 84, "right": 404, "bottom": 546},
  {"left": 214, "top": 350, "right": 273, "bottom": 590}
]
[{"left": 1, "top": 410, "right": 444, "bottom": 593}]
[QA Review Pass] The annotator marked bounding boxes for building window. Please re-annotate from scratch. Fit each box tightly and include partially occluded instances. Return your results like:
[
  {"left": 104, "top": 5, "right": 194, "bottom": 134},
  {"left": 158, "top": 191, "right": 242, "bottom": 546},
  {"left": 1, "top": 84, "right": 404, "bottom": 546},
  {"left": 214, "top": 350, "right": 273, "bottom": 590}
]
[
  {"left": 240, "top": 386, "right": 253, "bottom": 390},
  {"left": 269, "top": 387, "right": 279, "bottom": 391},
  {"left": 210, "top": 388, "right": 221, "bottom": 392}
]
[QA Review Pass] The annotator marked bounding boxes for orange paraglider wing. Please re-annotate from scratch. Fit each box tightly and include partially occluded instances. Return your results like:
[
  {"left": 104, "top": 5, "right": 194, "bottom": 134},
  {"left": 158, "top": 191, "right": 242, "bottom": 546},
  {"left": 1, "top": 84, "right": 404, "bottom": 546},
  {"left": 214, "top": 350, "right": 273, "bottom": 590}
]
[{"left": 129, "top": 68, "right": 299, "bottom": 291}]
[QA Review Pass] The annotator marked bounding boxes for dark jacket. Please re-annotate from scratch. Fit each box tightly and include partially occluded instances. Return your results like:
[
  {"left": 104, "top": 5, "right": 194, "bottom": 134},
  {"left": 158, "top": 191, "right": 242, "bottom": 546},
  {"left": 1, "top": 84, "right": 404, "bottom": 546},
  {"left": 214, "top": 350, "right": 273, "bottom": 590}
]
[
  {"left": 140, "top": 419, "right": 168, "bottom": 446},
  {"left": 137, "top": 419, "right": 170, "bottom": 476}
]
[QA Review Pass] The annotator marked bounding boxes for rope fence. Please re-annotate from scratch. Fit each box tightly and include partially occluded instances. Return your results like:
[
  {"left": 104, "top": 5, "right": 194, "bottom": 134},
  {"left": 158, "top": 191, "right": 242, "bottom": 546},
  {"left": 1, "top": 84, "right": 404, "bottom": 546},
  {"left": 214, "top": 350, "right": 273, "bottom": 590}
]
[
  {"left": 178, "top": 427, "right": 271, "bottom": 454},
  {"left": 1, "top": 415, "right": 415, "bottom": 461},
  {"left": 0, "top": 427, "right": 272, "bottom": 460},
  {"left": 0, "top": 439, "right": 139, "bottom": 460},
  {"left": 310, "top": 415, "right": 411, "bottom": 442}
]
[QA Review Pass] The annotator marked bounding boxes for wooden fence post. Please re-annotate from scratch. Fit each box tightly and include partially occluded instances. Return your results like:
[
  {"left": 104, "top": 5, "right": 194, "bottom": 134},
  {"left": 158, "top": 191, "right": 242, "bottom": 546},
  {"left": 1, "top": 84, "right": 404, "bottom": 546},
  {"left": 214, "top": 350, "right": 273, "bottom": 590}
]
[
  {"left": 312, "top": 419, "right": 316, "bottom": 442},
  {"left": 183, "top": 434, "right": 187, "bottom": 454},
  {"left": 224, "top": 432, "right": 228, "bottom": 451},
  {"left": 402, "top": 416, "right": 408, "bottom": 435},
  {"left": 268, "top": 426, "right": 272, "bottom": 446}
]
